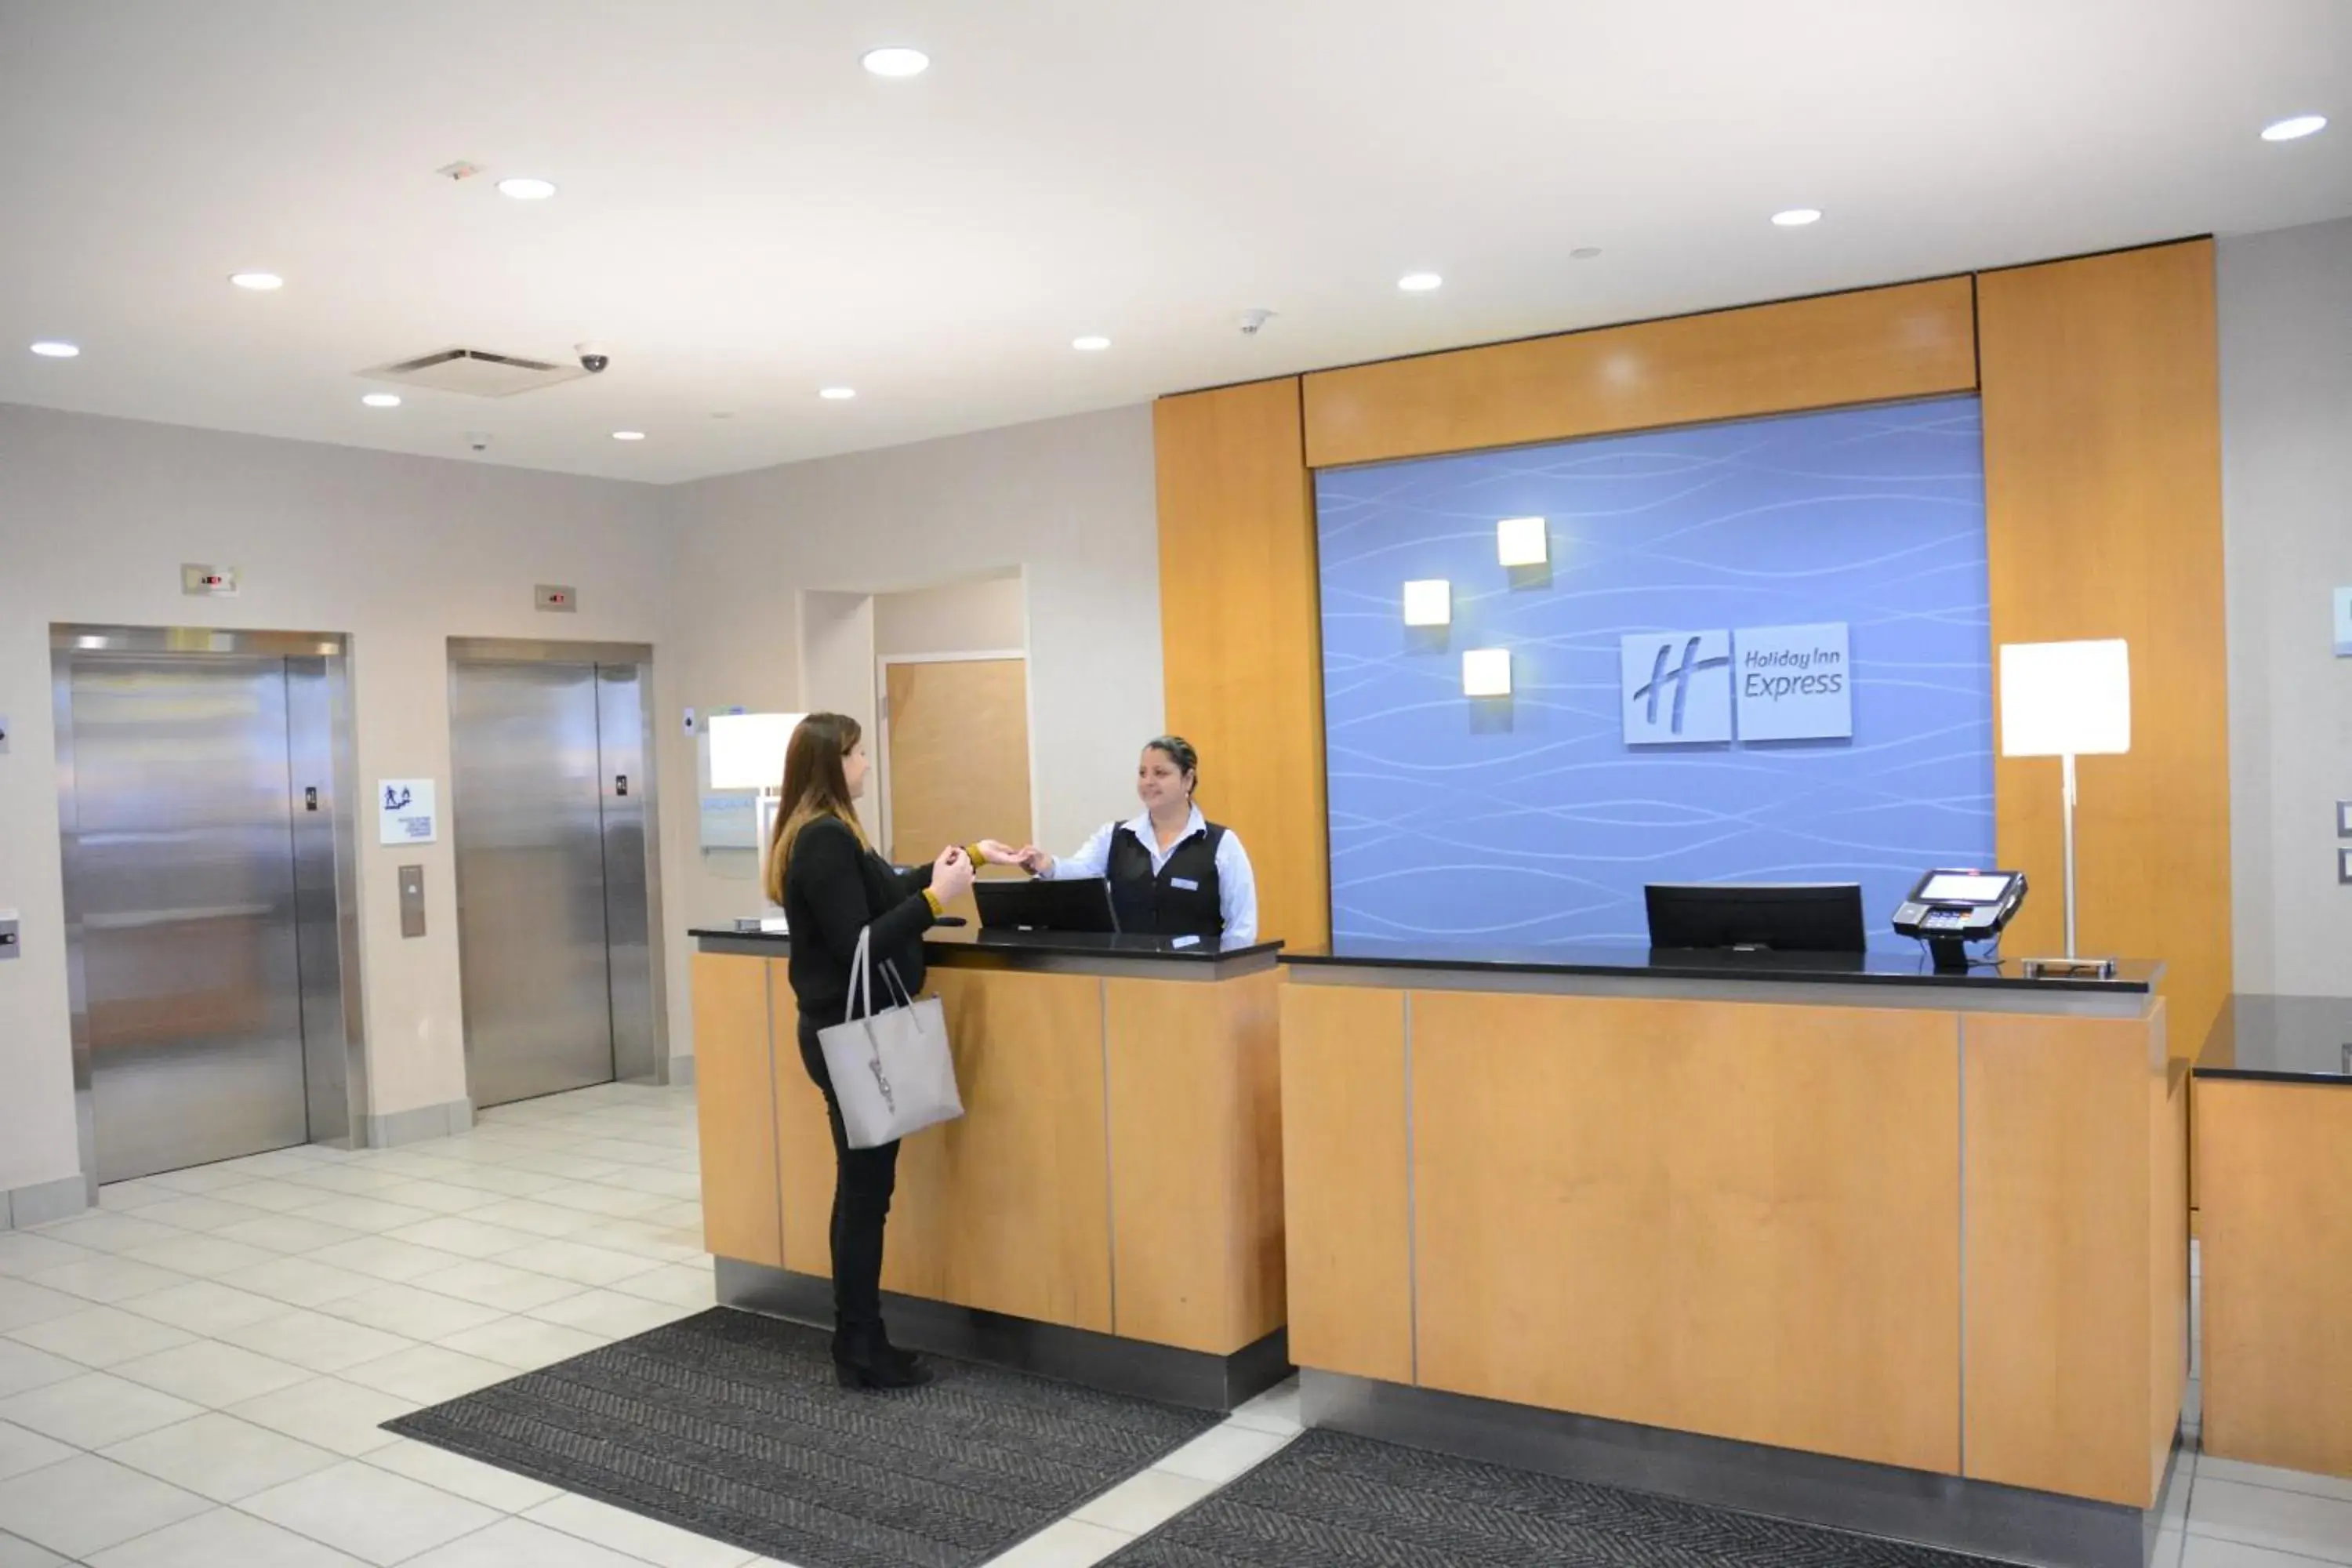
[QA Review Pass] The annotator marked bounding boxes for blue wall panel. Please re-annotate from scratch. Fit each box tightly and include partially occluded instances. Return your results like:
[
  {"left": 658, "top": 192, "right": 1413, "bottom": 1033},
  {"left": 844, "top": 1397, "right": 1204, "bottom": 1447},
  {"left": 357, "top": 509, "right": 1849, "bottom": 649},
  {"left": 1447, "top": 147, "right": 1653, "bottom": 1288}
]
[{"left": 1316, "top": 396, "right": 1993, "bottom": 946}]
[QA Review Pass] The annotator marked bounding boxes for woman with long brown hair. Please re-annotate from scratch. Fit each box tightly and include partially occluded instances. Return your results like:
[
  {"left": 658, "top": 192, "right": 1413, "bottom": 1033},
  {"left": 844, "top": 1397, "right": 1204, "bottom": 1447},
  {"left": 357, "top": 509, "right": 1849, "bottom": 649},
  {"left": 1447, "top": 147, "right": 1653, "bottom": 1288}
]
[{"left": 764, "top": 711, "right": 978, "bottom": 1388}]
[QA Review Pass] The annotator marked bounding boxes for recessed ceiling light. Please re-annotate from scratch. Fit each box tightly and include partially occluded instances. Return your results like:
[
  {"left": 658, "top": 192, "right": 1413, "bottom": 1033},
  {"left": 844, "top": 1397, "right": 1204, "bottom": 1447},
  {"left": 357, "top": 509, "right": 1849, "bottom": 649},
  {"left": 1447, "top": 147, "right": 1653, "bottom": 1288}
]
[
  {"left": 229, "top": 271, "right": 284, "bottom": 291},
  {"left": 1073, "top": 335, "right": 1112, "bottom": 351},
  {"left": 2261, "top": 114, "right": 2328, "bottom": 142},
  {"left": 1570, "top": 247, "right": 1602, "bottom": 260},
  {"left": 818, "top": 387, "right": 857, "bottom": 401},
  {"left": 1397, "top": 272, "right": 1443, "bottom": 292},
  {"left": 361, "top": 393, "right": 401, "bottom": 408},
  {"left": 496, "top": 176, "right": 557, "bottom": 200},
  {"left": 29, "top": 340, "right": 79, "bottom": 358},
  {"left": 862, "top": 46, "right": 930, "bottom": 78},
  {"left": 1772, "top": 209, "right": 1823, "bottom": 227},
  {"left": 612, "top": 430, "right": 646, "bottom": 441}
]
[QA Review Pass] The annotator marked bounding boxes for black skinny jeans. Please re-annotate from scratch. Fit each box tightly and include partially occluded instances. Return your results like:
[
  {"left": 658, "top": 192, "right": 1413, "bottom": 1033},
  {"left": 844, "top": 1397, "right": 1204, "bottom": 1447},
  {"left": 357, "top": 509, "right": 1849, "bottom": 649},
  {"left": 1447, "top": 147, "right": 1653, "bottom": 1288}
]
[{"left": 796, "top": 1018, "right": 902, "bottom": 1334}]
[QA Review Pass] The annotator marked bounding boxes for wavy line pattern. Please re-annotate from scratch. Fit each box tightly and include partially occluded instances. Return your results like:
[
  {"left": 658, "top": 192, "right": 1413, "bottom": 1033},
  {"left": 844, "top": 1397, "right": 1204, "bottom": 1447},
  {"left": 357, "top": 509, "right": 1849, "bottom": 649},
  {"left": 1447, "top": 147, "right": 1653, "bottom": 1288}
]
[{"left": 1316, "top": 395, "right": 1994, "bottom": 946}]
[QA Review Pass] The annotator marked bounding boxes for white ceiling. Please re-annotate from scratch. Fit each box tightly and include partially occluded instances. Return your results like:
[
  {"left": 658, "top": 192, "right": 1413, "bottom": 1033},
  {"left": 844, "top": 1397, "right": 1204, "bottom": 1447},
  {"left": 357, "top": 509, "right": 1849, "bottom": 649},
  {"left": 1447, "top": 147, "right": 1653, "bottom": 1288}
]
[{"left": 2, "top": 0, "right": 2346, "bottom": 485}]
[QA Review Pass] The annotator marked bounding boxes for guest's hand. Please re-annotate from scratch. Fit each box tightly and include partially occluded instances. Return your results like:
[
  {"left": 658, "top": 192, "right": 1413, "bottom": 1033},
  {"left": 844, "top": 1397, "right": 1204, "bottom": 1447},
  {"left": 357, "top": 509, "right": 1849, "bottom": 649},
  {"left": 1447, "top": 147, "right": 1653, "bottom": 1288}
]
[
  {"left": 1014, "top": 845, "right": 1052, "bottom": 876},
  {"left": 932, "top": 844, "right": 976, "bottom": 903},
  {"left": 975, "top": 838, "right": 1021, "bottom": 866}
]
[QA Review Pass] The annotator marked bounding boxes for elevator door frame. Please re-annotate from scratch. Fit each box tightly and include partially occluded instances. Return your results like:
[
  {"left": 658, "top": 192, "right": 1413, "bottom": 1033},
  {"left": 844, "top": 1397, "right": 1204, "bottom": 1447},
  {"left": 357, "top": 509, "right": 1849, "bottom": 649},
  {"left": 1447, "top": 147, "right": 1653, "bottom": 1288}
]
[
  {"left": 51, "top": 624, "right": 370, "bottom": 1202},
  {"left": 445, "top": 637, "right": 672, "bottom": 1095}
]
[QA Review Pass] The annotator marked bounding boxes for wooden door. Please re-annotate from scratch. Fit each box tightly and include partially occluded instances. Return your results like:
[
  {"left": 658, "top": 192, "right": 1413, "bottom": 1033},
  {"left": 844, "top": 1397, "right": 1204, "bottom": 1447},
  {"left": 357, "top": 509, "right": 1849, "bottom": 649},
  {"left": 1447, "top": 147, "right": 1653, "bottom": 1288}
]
[{"left": 884, "top": 658, "right": 1033, "bottom": 917}]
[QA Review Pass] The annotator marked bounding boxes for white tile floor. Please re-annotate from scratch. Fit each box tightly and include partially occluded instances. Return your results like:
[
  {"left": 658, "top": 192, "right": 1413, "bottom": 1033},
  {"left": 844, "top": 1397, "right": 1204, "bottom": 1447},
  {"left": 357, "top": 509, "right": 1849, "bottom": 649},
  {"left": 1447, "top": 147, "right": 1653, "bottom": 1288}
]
[{"left": 0, "top": 1083, "right": 2342, "bottom": 1566}]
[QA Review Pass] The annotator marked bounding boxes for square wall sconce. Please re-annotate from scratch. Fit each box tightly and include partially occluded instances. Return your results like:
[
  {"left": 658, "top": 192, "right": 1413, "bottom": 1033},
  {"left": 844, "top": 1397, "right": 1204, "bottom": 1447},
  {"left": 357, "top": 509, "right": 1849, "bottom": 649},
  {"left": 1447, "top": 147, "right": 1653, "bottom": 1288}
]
[
  {"left": 1497, "top": 516, "right": 1549, "bottom": 568},
  {"left": 1403, "top": 579, "right": 1453, "bottom": 626},
  {"left": 1462, "top": 648, "right": 1512, "bottom": 698}
]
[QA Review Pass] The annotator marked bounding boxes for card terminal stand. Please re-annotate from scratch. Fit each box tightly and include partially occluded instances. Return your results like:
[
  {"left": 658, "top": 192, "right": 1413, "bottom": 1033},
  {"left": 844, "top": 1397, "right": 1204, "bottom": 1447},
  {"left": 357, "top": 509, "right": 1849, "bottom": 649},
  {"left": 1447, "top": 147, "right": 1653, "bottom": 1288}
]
[{"left": 1892, "top": 869, "right": 2029, "bottom": 973}]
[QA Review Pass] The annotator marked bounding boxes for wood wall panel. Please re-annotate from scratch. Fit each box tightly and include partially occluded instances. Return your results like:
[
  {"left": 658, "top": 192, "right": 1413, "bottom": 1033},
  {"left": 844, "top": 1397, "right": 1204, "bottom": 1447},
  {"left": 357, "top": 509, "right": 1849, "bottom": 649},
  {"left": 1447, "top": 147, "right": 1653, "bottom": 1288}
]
[
  {"left": 1978, "top": 241, "right": 2230, "bottom": 1051},
  {"left": 1105, "top": 969, "right": 1286, "bottom": 1353},
  {"left": 691, "top": 953, "right": 782, "bottom": 1269},
  {"left": 876, "top": 967, "right": 1113, "bottom": 1330},
  {"left": 1409, "top": 991, "right": 1962, "bottom": 1475},
  {"left": 2150, "top": 1056, "right": 2192, "bottom": 1501},
  {"left": 2200, "top": 1080, "right": 2352, "bottom": 1480},
  {"left": 1300, "top": 278, "right": 1977, "bottom": 468},
  {"left": 770, "top": 979, "right": 837, "bottom": 1279},
  {"left": 1153, "top": 379, "right": 1328, "bottom": 947},
  {"left": 1278, "top": 982, "right": 1413, "bottom": 1385},
  {"left": 1962, "top": 1005, "right": 2174, "bottom": 1507}
]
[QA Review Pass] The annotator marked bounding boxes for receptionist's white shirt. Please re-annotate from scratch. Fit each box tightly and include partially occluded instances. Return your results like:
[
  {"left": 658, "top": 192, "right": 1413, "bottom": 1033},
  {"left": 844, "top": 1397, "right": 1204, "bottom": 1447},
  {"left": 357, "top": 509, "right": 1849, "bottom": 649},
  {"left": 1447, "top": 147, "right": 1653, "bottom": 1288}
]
[{"left": 1041, "top": 804, "right": 1259, "bottom": 943}]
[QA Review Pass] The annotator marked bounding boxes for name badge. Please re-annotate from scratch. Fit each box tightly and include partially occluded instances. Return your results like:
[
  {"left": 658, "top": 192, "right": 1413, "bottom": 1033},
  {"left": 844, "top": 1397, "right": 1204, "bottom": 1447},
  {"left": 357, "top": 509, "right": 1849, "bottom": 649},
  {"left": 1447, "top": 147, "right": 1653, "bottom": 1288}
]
[{"left": 1171, "top": 877, "right": 1200, "bottom": 891}]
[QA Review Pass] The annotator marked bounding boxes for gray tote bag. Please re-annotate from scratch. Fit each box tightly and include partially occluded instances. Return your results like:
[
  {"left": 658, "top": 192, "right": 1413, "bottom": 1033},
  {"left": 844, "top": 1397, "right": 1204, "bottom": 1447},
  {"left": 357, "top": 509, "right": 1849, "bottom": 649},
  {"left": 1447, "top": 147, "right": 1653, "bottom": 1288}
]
[{"left": 817, "top": 926, "right": 964, "bottom": 1149}]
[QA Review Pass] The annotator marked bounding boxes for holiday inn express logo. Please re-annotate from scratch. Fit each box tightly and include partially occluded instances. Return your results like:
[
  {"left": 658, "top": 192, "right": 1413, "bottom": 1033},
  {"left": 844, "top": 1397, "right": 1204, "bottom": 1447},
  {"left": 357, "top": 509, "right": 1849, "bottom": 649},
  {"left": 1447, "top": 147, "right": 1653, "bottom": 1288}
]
[
  {"left": 1621, "top": 623, "right": 1853, "bottom": 745},
  {"left": 1624, "top": 630, "right": 1733, "bottom": 742}
]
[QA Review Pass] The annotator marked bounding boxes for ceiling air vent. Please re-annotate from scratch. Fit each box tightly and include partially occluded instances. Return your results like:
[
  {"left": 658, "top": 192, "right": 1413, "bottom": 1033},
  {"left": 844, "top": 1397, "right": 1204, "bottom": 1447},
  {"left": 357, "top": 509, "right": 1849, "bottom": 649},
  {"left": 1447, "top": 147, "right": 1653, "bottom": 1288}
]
[{"left": 358, "top": 347, "right": 588, "bottom": 397}]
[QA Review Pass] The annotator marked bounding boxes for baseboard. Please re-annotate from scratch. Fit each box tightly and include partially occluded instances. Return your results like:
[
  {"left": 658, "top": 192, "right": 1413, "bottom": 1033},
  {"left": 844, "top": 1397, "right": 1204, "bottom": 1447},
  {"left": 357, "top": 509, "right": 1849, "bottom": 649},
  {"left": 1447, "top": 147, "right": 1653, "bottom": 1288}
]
[
  {"left": 362, "top": 1098, "right": 474, "bottom": 1149},
  {"left": 714, "top": 1257, "right": 1291, "bottom": 1413},
  {"left": 664, "top": 1054, "right": 696, "bottom": 1087},
  {"left": 3, "top": 1173, "right": 92, "bottom": 1230}
]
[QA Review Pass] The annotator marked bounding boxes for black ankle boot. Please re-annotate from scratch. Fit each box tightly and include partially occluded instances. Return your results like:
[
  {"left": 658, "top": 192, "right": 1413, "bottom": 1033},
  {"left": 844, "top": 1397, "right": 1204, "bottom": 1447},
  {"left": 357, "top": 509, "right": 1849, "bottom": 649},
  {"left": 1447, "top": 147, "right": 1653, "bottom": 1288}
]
[{"left": 833, "top": 1323, "right": 932, "bottom": 1390}]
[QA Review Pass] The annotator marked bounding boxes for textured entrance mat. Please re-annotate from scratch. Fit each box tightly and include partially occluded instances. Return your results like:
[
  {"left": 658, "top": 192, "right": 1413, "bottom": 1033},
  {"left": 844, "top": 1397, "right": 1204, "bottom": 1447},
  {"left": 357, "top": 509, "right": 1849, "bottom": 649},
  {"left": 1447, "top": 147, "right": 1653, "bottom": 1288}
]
[
  {"left": 386, "top": 1308, "right": 1221, "bottom": 1568},
  {"left": 1102, "top": 1428, "right": 2009, "bottom": 1567}
]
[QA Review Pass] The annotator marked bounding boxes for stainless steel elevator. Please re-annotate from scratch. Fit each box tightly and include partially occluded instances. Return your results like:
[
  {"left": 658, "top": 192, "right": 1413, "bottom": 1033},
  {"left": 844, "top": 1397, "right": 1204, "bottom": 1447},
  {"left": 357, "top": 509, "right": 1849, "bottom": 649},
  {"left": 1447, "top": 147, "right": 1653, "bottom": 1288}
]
[
  {"left": 54, "top": 628, "right": 363, "bottom": 1186},
  {"left": 447, "top": 641, "right": 663, "bottom": 1109}
]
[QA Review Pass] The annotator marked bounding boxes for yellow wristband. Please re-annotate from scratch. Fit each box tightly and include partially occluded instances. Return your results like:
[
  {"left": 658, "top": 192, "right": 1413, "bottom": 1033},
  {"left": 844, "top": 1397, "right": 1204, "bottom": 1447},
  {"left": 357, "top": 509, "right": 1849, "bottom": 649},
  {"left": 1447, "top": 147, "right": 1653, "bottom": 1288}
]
[{"left": 923, "top": 888, "right": 944, "bottom": 916}]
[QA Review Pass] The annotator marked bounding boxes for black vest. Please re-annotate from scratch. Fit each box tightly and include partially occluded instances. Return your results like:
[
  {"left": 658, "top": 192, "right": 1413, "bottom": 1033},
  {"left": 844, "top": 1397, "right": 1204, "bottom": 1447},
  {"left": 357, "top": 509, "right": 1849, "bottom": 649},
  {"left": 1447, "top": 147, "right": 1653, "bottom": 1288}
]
[{"left": 1105, "top": 820, "right": 1225, "bottom": 939}]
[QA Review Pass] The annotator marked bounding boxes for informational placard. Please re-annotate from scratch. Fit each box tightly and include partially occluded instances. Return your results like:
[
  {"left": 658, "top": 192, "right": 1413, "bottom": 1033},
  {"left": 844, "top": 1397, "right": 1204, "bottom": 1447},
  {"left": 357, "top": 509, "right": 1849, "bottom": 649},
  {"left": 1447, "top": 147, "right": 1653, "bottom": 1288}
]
[{"left": 378, "top": 779, "right": 437, "bottom": 845}]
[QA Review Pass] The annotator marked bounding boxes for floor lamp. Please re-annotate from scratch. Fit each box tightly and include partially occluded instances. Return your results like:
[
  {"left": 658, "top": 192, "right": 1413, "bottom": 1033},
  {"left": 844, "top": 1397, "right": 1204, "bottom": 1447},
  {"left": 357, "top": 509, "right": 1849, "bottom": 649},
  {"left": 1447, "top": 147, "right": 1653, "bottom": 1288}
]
[
  {"left": 707, "top": 711, "right": 805, "bottom": 919},
  {"left": 1998, "top": 640, "right": 2130, "bottom": 979}
]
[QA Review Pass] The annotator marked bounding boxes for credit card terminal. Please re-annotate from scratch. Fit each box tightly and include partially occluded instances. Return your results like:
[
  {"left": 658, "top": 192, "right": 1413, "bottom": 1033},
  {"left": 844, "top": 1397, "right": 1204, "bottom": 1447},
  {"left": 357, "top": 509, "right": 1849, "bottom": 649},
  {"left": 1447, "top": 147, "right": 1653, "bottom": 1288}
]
[{"left": 1892, "top": 869, "right": 2028, "bottom": 971}]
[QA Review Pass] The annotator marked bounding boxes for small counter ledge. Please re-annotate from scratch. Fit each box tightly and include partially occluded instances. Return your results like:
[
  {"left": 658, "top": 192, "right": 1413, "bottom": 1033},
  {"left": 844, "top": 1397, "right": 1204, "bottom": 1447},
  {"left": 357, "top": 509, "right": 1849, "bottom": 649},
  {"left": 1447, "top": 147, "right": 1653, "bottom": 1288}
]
[{"left": 687, "top": 921, "right": 1288, "bottom": 1411}]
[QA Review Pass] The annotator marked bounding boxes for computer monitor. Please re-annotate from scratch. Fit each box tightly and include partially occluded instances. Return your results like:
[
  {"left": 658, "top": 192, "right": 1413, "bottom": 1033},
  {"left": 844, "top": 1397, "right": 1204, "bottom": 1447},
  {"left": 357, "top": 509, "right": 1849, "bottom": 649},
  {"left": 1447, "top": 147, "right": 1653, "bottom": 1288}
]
[
  {"left": 1644, "top": 882, "right": 1867, "bottom": 955},
  {"left": 973, "top": 877, "right": 1120, "bottom": 935}
]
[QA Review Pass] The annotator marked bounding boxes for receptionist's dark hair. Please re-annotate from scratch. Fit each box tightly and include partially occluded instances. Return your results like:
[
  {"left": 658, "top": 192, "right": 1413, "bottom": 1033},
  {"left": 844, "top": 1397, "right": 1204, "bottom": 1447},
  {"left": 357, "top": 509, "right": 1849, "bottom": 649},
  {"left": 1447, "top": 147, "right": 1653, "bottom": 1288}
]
[{"left": 1142, "top": 735, "right": 1200, "bottom": 799}]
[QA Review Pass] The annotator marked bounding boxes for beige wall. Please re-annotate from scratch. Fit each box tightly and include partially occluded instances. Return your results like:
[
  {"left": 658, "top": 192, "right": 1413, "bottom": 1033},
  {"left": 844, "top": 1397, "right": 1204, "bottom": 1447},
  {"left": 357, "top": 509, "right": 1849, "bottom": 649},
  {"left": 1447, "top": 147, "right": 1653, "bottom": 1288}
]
[
  {"left": 873, "top": 573, "right": 1027, "bottom": 658},
  {"left": 2220, "top": 217, "right": 2352, "bottom": 998},
  {"left": 0, "top": 402, "right": 671, "bottom": 1196}
]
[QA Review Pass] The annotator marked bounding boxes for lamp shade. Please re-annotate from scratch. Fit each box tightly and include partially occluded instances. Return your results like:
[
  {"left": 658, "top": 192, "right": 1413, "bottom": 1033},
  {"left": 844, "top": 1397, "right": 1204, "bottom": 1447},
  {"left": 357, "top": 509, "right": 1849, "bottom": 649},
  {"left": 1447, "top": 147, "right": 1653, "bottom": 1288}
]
[
  {"left": 708, "top": 711, "right": 804, "bottom": 789},
  {"left": 1998, "top": 641, "right": 2130, "bottom": 758}
]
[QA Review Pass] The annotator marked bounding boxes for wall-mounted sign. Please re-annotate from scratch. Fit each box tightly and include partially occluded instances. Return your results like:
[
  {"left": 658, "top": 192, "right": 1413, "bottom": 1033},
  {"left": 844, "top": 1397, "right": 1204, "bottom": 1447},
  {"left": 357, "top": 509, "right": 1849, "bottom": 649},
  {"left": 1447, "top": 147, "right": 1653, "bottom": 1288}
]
[
  {"left": 182, "top": 564, "right": 239, "bottom": 597},
  {"left": 2333, "top": 586, "right": 2351, "bottom": 657},
  {"left": 1622, "top": 622, "right": 1852, "bottom": 745},
  {"left": 536, "top": 583, "right": 578, "bottom": 613},
  {"left": 378, "top": 778, "right": 437, "bottom": 845}
]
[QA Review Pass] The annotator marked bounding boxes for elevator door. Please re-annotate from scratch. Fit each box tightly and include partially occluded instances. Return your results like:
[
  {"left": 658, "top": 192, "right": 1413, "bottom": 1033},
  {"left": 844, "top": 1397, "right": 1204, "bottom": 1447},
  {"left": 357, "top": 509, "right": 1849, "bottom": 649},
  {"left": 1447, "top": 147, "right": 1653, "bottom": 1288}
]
[
  {"left": 66, "top": 654, "right": 314, "bottom": 1181},
  {"left": 448, "top": 659, "right": 654, "bottom": 1108}
]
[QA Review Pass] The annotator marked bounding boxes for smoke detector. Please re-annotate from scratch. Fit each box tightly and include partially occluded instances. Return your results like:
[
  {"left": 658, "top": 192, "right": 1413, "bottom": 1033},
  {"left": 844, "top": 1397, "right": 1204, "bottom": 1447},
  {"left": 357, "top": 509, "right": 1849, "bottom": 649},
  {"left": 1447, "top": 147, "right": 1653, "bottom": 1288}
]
[{"left": 358, "top": 347, "right": 588, "bottom": 397}]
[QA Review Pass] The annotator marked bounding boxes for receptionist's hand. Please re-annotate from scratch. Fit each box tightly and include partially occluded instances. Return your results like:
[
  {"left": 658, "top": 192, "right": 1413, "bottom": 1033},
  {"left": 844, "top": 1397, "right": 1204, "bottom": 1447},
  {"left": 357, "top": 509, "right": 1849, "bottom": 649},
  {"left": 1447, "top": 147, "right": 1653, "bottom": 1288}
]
[{"left": 1013, "top": 845, "right": 1053, "bottom": 876}]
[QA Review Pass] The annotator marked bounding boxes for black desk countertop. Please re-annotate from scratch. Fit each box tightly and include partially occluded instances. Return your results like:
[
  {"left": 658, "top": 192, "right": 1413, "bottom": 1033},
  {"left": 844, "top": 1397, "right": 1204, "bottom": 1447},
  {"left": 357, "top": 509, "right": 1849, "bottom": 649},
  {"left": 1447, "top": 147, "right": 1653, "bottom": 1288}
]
[
  {"left": 2194, "top": 993, "right": 2352, "bottom": 1085},
  {"left": 688, "top": 925, "right": 1282, "bottom": 965},
  {"left": 1280, "top": 938, "right": 2162, "bottom": 995}
]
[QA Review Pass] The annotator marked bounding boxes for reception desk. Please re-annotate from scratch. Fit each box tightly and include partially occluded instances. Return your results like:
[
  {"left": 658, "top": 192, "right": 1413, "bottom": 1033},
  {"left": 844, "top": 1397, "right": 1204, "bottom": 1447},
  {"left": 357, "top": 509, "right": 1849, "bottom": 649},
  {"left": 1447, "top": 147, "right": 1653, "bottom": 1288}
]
[
  {"left": 688, "top": 927, "right": 1288, "bottom": 1410},
  {"left": 1279, "top": 942, "right": 2186, "bottom": 1568},
  {"left": 2195, "top": 993, "right": 2352, "bottom": 1482}
]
